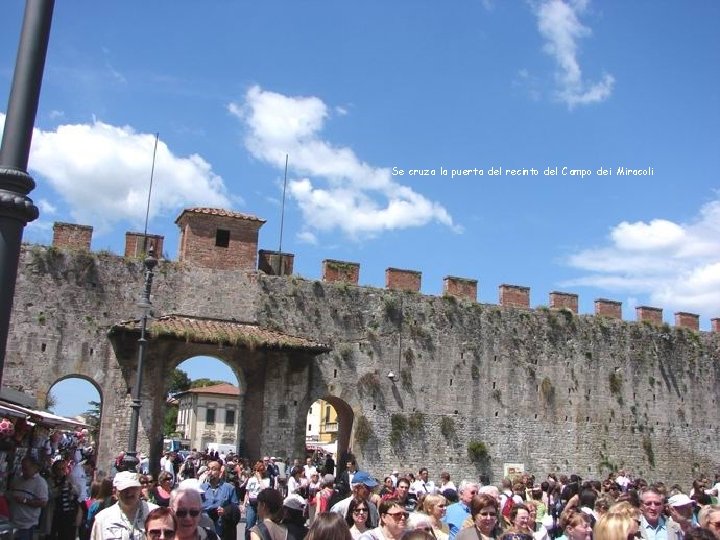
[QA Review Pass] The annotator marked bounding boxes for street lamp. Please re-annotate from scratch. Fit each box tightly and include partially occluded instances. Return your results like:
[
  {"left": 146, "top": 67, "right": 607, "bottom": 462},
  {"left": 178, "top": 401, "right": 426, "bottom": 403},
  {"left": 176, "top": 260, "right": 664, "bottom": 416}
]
[
  {"left": 123, "top": 246, "right": 158, "bottom": 472},
  {"left": 0, "top": 0, "right": 54, "bottom": 387}
]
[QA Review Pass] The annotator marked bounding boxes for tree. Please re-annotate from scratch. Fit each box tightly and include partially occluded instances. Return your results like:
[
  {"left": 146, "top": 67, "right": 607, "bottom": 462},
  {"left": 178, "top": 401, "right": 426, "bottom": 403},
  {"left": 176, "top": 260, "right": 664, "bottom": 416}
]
[
  {"left": 168, "top": 368, "right": 192, "bottom": 396},
  {"left": 164, "top": 405, "right": 179, "bottom": 437},
  {"left": 83, "top": 400, "right": 101, "bottom": 430},
  {"left": 190, "top": 378, "right": 231, "bottom": 389}
]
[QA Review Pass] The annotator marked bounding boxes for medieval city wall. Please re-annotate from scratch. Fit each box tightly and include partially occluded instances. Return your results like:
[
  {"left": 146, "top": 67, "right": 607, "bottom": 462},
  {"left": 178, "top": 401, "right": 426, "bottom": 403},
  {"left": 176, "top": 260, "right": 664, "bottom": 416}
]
[{"left": 6, "top": 238, "right": 720, "bottom": 485}]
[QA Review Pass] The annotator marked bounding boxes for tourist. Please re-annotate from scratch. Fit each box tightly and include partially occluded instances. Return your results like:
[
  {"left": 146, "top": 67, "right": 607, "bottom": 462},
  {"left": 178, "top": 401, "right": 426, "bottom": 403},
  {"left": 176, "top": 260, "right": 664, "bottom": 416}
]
[
  {"left": 698, "top": 505, "right": 720, "bottom": 540},
  {"left": 421, "top": 494, "right": 450, "bottom": 540},
  {"left": 145, "top": 506, "right": 177, "bottom": 539},
  {"left": 639, "top": 488, "right": 682, "bottom": 540},
  {"left": 445, "top": 481, "right": 478, "bottom": 540},
  {"left": 244, "top": 461, "right": 273, "bottom": 539},
  {"left": 309, "top": 512, "right": 353, "bottom": 540},
  {"left": 594, "top": 503, "right": 641, "bottom": 540},
  {"left": 456, "top": 494, "right": 501, "bottom": 540},
  {"left": 200, "top": 460, "right": 240, "bottom": 537},
  {"left": 9, "top": 456, "right": 49, "bottom": 540},
  {"left": 170, "top": 482, "right": 220, "bottom": 540},
  {"left": 411, "top": 469, "right": 437, "bottom": 498},
  {"left": 249, "top": 488, "right": 288, "bottom": 540},
  {"left": 90, "top": 471, "right": 157, "bottom": 539},
  {"left": 556, "top": 509, "right": 592, "bottom": 540},
  {"left": 346, "top": 498, "right": 371, "bottom": 539},
  {"left": 282, "top": 494, "right": 309, "bottom": 540},
  {"left": 48, "top": 457, "right": 80, "bottom": 540},
  {"left": 331, "top": 472, "right": 380, "bottom": 526},
  {"left": 359, "top": 498, "right": 408, "bottom": 540},
  {"left": 151, "top": 471, "right": 174, "bottom": 507},
  {"left": 316, "top": 474, "right": 336, "bottom": 518}
]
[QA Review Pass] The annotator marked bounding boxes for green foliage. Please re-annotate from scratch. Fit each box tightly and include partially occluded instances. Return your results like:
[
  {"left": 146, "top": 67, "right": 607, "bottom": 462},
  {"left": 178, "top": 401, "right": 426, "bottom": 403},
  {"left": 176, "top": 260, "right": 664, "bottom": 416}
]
[
  {"left": 440, "top": 416, "right": 456, "bottom": 441},
  {"left": 408, "top": 411, "right": 424, "bottom": 432},
  {"left": 190, "top": 378, "right": 231, "bottom": 389},
  {"left": 642, "top": 436, "right": 655, "bottom": 467},
  {"left": 467, "top": 440, "right": 489, "bottom": 462},
  {"left": 540, "top": 377, "right": 555, "bottom": 405},
  {"left": 354, "top": 415, "right": 373, "bottom": 447},
  {"left": 83, "top": 400, "right": 101, "bottom": 430},
  {"left": 358, "top": 373, "right": 382, "bottom": 396},
  {"left": 390, "top": 413, "right": 408, "bottom": 446},
  {"left": 470, "top": 364, "right": 480, "bottom": 380},
  {"left": 164, "top": 405, "right": 179, "bottom": 437}
]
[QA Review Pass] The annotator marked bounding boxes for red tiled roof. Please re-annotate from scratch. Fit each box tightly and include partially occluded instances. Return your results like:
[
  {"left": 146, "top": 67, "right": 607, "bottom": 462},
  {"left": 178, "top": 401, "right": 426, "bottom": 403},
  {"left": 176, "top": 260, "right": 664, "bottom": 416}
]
[
  {"left": 180, "top": 383, "right": 240, "bottom": 396},
  {"left": 111, "top": 314, "right": 330, "bottom": 352},
  {"left": 175, "top": 208, "right": 266, "bottom": 224}
]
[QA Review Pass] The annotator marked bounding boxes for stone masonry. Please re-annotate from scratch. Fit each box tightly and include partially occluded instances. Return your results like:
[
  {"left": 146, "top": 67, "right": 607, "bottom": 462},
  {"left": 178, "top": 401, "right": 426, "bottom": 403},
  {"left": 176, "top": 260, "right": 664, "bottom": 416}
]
[{"left": 5, "top": 207, "right": 720, "bottom": 486}]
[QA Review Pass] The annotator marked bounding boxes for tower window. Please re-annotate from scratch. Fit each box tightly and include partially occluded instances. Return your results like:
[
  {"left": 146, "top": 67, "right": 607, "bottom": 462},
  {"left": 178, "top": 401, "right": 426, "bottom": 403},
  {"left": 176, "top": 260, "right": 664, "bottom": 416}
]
[{"left": 215, "top": 229, "right": 230, "bottom": 247}]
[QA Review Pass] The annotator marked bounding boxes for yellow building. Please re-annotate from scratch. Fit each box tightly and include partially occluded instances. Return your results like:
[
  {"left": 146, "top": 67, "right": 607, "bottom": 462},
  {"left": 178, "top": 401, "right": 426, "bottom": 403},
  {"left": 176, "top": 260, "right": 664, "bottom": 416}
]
[{"left": 306, "top": 399, "right": 338, "bottom": 450}]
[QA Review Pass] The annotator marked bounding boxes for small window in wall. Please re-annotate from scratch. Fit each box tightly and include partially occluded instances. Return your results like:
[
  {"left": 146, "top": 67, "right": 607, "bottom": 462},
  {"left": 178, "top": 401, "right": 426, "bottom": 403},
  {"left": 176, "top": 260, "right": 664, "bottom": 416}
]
[
  {"left": 225, "top": 409, "right": 235, "bottom": 426},
  {"left": 215, "top": 229, "right": 230, "bottom": 248},
  {"left": 206, "top": 408, "right": 216, "bottom": 425}
]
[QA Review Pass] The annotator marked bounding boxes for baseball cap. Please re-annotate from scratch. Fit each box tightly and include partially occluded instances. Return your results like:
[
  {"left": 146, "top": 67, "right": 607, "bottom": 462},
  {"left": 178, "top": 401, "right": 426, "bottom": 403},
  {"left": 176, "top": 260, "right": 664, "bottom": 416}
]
[
  {"left": 113, "top": 471, "right": 142, "bottom": 491},
  {"left": 352, "top": 471, "right": 379, "bottom": 488},
  {"left": 668, "top": 494, "right": 693, "bottom": 507}
]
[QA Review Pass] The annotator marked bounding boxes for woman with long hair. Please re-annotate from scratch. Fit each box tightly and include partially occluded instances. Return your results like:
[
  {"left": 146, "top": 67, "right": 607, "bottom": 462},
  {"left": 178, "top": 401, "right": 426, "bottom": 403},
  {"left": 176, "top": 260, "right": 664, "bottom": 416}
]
[
  {"left": 557, "top": 509, "right": 592, "bottom": 540},
  {"left": 594, "top": 503, "right": 641, "bottom": 540},
  {"left": 308, "top": 512, "right": 352, "bottom": 540},
  {"left": 345, "top": 497, "right": 371, "bottom": 539},
  {"left": 456, "top": 494, "right": 502, "bottom": 540}
]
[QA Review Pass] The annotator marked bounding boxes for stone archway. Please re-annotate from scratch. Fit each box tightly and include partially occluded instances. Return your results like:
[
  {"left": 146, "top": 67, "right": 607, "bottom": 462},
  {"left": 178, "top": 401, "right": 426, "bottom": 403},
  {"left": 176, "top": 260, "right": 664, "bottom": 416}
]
[
  {"left": 46, "top": 375, "right": 102, "bottom": 442},
  {"left": 108, "top": 314, "right": 330, "bottom": 471}
]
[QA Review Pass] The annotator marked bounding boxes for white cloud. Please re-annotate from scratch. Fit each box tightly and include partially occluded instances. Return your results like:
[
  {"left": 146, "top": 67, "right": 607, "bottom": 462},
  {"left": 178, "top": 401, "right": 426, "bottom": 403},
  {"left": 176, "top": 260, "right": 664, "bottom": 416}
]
[
  {"left": 229, "top": 86, "right": 459, "bottom": 240},
  {"left": 38, "top": 199, "right": 57, "bottom": 214},
  {"left": 1, "top": 113, "right": 231, "bottom": 233},
  {"left": 535, "top": 0, "right": 614, "bottom": 108},
  {"left": 563, "top": 197, "right": 720, "bottom": 319}
]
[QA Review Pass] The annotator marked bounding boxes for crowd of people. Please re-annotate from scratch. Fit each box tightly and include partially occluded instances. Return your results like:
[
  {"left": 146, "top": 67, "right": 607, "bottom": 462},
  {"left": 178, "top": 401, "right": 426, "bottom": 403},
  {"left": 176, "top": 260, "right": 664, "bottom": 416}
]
[{"left": 8, "top": 447, "right": 720, "bottom": 540}]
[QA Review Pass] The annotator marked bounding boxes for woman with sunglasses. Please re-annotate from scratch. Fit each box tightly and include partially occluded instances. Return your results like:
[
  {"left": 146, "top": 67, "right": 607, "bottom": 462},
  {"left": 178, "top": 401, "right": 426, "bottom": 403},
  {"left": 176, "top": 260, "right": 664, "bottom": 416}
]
[
  {"left": 456, "top": 494, "right": 502, "bottom": 540},
  {"left": 151, "top": 472, "right": 175, "bottom": 508},
  {"left": 346, "top": 497, "right": 371, "bottom": 539},
  {"left": 360, "top": 498, "right": 408, "bottom": 540},
  {"left": 170, "top": 484, "right": 220, "bottom": 540}
]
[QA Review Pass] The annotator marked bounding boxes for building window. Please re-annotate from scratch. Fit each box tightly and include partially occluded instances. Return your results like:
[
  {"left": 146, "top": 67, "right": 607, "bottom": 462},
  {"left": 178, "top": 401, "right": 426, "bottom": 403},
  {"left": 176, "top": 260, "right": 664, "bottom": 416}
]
[
  {"left": 206, "top": 408, "right": 216, "bottom": 425},
  {"left": 225, "top": 409, "right": 235, "bottom": 426},
  {"left": 215, "top": 229, "right": 230, "bottom": 247},
  {"left": 308, "top": 424, "right": 312, "bottom": 432},
  {"left": 325, "top": 406, "right": 331, "bottom": 423}
]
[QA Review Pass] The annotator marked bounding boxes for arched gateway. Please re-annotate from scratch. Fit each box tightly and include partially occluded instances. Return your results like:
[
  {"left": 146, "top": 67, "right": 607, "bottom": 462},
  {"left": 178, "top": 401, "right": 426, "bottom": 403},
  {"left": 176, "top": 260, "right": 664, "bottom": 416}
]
[{"left": 108, "top": 315, "right": 330, "bottom": 471}]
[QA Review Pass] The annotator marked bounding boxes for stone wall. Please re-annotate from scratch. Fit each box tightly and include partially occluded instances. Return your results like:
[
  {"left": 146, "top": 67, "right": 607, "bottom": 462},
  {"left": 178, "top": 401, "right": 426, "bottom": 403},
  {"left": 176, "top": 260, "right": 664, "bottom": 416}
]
[{"left": 6, "top": 244, "right": 720, "bottom": 486}]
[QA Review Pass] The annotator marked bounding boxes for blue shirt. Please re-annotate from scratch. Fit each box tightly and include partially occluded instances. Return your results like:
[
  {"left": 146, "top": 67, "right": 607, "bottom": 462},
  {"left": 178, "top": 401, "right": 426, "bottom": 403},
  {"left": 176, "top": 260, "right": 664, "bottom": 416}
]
[
  {"left": 445, "top": 501, "right": 470, "bottom": 540},
  {"left": 641, "top": 515, "right": 668, "bottom": 540},
  {"left": 200, "top": 480, "right": 238, "bottom": 511}
]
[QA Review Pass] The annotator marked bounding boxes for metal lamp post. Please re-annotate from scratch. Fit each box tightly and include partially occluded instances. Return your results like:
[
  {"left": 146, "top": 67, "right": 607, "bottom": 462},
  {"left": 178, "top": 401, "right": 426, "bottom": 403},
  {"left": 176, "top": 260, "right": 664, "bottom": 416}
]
[
  {"left": 0, "top": 0, "right": 54, "bottom": 386},
  {"left": 123, "top": 247, "right": 158, "bottom": 472}
]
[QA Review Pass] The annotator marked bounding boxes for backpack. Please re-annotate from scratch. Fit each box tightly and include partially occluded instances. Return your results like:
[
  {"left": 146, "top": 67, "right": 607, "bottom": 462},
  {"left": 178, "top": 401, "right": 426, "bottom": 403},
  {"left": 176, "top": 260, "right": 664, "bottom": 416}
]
[{"left": 501, "top": 497, "right": 514, "bottom": 525}]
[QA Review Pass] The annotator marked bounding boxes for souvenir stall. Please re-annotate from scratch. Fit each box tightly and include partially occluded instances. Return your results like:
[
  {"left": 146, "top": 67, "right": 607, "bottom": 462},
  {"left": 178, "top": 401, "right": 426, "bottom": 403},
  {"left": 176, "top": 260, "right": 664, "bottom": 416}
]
[{"left": 0, "top": 398, "right": 91, "bottom": 535}]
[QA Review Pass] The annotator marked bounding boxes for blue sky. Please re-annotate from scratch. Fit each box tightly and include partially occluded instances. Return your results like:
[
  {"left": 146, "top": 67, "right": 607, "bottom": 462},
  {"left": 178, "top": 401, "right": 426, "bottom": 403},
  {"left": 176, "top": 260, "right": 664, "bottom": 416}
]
[{"left": 2, "top": 1, "right": 719, "bottom": 417}]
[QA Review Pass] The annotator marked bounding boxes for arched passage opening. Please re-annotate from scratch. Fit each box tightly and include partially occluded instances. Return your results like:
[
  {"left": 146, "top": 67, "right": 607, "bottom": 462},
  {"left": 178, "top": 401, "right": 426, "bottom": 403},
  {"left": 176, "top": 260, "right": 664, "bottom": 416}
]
[
  {"left": 168, "top": 355, "right": 243, "bottom": 455},
  {"left": 304, "top": 396, "right": 354, "bottom": 473},
  {"left": 47, "top": 375, "right": 102, "bottom": 445}
]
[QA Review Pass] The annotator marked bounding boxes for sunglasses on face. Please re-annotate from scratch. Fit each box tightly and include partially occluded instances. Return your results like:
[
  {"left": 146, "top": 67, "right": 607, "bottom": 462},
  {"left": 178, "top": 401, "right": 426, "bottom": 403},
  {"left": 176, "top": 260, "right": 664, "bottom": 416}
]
[
  {"left": 148, "top": 530, "right": 175, "bottom": 539},
  {"left": 354, "top": 508, "right": 369, "bottom": 514},
  {"left": 385, "top": 511, "right": 409, "bottom": 521},
  {"left": 175, "top": 509, "right": 201, "bottom": 518}
]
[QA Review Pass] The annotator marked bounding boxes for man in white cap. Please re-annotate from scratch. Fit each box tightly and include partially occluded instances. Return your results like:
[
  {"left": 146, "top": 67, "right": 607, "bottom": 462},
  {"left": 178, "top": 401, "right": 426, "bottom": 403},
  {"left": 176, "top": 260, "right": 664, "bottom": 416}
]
[
  {"left": 667, "top": 493, "right": 697, "bottom": 534},
  {"left": 90, "top": 470, "right": 158, "bottom": 540}
]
